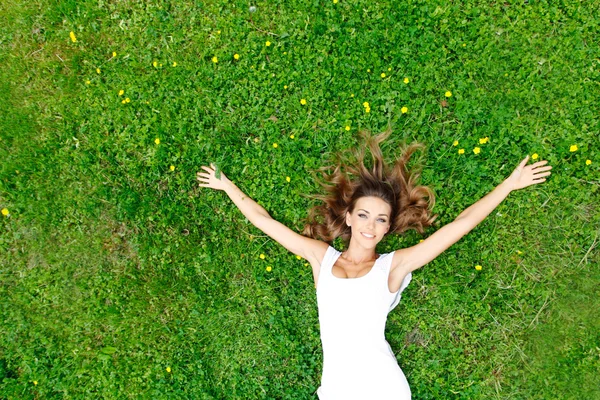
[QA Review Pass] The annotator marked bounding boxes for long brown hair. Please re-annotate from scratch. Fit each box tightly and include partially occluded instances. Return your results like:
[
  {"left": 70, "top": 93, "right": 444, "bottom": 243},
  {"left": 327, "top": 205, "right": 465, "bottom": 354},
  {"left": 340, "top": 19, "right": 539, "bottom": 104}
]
[{"left": 302, "top": 128, "right": 437, "bottom": 247}]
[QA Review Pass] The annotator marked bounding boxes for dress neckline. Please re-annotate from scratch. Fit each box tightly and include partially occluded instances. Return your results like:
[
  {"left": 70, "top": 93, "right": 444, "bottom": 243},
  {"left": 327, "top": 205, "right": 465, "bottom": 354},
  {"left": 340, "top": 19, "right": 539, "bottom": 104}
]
[{"left": 329, "top": 247, "right": 382, "bottom": 280}]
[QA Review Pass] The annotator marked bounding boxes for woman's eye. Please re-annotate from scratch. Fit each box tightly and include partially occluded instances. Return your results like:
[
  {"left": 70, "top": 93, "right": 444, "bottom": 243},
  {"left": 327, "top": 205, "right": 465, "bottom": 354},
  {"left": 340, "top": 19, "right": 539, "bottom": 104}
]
[
  {"left": 359, "top": 214, "right": 366, "bottom": 218},
  {"left": 378, "top": 219, "right": 386, "bottom": 223}
]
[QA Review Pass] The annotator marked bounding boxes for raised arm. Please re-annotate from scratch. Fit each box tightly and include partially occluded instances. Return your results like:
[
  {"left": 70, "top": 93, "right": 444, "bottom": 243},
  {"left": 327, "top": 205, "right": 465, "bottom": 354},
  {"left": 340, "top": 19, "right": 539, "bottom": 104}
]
[
  {"left": 196, "top": 164, "right": 327, "bottom": 266},
  {"left": 391, "top": 156, "right": 552, "bottom": 276}
]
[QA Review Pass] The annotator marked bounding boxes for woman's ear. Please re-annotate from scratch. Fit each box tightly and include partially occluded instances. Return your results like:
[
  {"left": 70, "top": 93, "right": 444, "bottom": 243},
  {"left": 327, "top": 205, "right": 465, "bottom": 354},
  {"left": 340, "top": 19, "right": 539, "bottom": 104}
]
[{"left": 345, "top": 211, "right": 351, "bottom": 227}]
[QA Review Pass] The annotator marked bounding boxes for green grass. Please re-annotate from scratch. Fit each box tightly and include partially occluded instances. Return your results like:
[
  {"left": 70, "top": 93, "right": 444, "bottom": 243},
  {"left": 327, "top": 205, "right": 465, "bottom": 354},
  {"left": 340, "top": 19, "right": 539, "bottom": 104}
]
[{"left": 1, "top": 0, "right": 599, "bottom": 398}]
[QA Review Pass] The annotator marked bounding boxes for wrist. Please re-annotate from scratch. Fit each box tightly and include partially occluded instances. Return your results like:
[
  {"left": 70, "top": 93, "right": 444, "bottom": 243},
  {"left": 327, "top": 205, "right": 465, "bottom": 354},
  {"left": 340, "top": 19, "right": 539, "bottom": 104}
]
[
  {"left": 223, "top": 177, "right": 235, "bottom": 192},
  {"left": 501, "top": 178, "right": 515, "bottom": 193}
]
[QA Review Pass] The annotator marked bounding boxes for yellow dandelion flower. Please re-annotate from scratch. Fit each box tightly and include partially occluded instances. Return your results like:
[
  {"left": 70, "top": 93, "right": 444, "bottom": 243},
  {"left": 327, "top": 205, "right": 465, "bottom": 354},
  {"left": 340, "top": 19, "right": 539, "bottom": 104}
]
[
  {"left": 367, "top": 69, "right": 371, "bottom": 72},
  {"left": 381, "top": 73, "right": 386, "bottom": 78},
  {"left": 1, "top": 208, "right": 9, "bottom": 216},
  {"left": 286, "top": 176, "right": 291, "bottom": 182},
  {"left": 388, "top": 67, "right": 391, "bottom": 71},
  {"left": 516, "top": 250, "right": 523, "bottom": 255},
  {"left": 125, "top": 97, "right": 130, "bottom": 103},
  {"left": 266, "top": 41, "right": 271, "bottom": 46},
  {"left": 403, "top": 77, "right": 409, "bottom": 84},
  {"left": 70, "top": 31, "right": 77, "bottom": 43},
  {"left": 345, "top": 126, "right": 350, "bottom": 131},
  {"left": 96, "top": 68, "right": 100, "bottom": 74},
  {"left": 586, "top": 159, "right": 592, "bottom": 165},
  {"left": 153, "top": 61, "right": 158, "bottom": 68},
  {"left": 453, "top": 140, "right": 459, "bottom": 146},
  {"left": 462, "top": 43, "right": 466, "bottom": 47},
  {"left": 569, "top": 144, "right": 578, "bottom": 152},
  {"left": 296, "top": 255, "right": 302, "bottom": 260},
  {"left": 350, "top": 94, "right": 354, "bottom": 97},
  {"left": 363, "top": 102, "right": 369, "bottom": 108},
  {"left": 216, "top": 30, "right": 221, "bottom": 34},
  {"left": 212, "top": 56, "right": 218, "bottom": 63},
  {"left": 300, "top": 99, "right": 307, "bottom": 105},
  {"left": 85, "top": 80, "right": 91, "bottom": 85},
  {"left": 458, "top": 149, "right": 465, "bottom": 154},
  {"left": 112, "top": 51, "right": 117, "bottom": 57},
  {"left": 234, "top": 54, "right": 240, "bottom": 60},
  {"left": 532, "top": 153, "right": 539, "bottom": 160},
  {"left": 445, "top": 91, "right": 452, "bottom": 97},
  {"left": 401, "top": 106, "right": 408, "bottom": 114},
  {"left": 121, "top": 99, "right": 126, "bottom": 104},
  {"left": 333, "top": 0, "right": 338, "bottom": 3},
  {"left": 260, "top": 254, "right": 265, "bottom": 259},
  {"left": 273, "top": 143, "right": 278, "bottom": 148},
  {"left": 305, "top": 263, "right": 309, "bottom": 267},
  {"left": 266, "top": 266, "right": 272, "bottom": 272},
  {"left": 33, "top": 381, "right": 38, "bottom": 385},
  {"left": 166, "top": 367, "right": 171, "bottom": 373},
  {"left": 473, "top": 147, "right": 481, "bottom": 154},
  {"left": 172, "top": 62, "right": 177, "bottom": 67},
  {"left": 290, "top": 134, "right": 295, "bottom": 139},
  {"left": 155, "top": 138, "right": 160, "bottom": 145},
  {"left": 475, "top": 265, "right": 482, "bottom": 271},
  {"left": 119, "top": 90, "right": 124, "bottom": 96},
  {"left": 365, "top": 107, "right": 371, "bottom": 113},
  {"left": 170, "top": 165, "right": 175, "bottom": 171},
  {"left": 479, "top": 137, "right": 489, "bottom": 144},
  {"left": 284, "top": 85, "right": 288, "bottom": 89}
]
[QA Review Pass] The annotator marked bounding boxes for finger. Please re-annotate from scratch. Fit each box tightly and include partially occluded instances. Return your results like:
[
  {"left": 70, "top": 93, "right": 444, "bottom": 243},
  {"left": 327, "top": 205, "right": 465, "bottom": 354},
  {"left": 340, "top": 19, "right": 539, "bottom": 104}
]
[
  {"left": 532, "top": 165, "right": 552, "bottom": 172},
  {"left": 200, "top": 166, "right": 214, "bottom": 172},
  {"left": 531, "top": 178, "right": 547, "bottom": 184},
  {"left": 196, "top": 172, "right": 211, "bottom": 179},
  {"left": 530, "top": 160, "right": 549, "bottom": 168},
  {"left": 519, "top": 155, "right": 530, "bottom": 169},
  {"left": 533, "top": 171, "right": 552, "bottom": 178},
  {"left": 532, "top": 169, "right": 552, "bottom": 176}
]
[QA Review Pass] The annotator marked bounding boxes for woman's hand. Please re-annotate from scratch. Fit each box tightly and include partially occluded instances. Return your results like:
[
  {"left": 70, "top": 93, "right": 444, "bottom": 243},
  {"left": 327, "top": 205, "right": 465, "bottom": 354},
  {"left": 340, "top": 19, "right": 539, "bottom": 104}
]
[
  {"left": 197, "top": 163, "right": 230, "bottom": 191},
  {"left": 507, "top": 155, "right": 552, "bottom": 191}
]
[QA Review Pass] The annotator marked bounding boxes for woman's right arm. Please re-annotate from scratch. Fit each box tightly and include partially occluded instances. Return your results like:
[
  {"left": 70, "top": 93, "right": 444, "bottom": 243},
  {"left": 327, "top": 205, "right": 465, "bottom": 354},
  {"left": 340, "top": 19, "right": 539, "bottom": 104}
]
[{"left": 197, "top": 164, "right": 328, "bottom": 265}]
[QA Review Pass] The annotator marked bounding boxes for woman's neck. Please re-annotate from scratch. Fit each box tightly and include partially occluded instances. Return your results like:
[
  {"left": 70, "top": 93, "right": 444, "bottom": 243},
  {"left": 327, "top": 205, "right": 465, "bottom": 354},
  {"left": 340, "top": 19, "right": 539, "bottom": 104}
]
[{"left": 342, "top": 238, "right": 378, "bottom": 265}]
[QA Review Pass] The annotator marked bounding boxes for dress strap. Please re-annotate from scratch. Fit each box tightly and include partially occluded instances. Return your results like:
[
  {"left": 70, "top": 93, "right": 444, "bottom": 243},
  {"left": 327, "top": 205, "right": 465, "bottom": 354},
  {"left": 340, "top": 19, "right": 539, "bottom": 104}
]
[
  {"left": 378, "top": 251, "right": 395, "bottom": 272},
  {"left": 319, "top": 246, "right": 339, "bottom": 274}
]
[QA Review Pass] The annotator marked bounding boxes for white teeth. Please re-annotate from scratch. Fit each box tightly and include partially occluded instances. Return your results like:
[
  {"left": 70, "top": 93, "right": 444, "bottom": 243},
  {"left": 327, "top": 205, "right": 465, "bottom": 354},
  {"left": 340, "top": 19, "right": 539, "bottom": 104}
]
[{"left": 362, "top": 233, "right": 375, "bottom": 238}]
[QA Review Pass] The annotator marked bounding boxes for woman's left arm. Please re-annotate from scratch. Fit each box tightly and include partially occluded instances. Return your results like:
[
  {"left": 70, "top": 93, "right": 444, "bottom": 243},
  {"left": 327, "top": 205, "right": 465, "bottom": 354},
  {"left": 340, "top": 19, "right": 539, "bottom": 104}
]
[
  {"left": 392, "top": 156, "right": 552, "bottom": 274},
  {"left": 454, "top": 155, "right": 552, "bottom": 229}
]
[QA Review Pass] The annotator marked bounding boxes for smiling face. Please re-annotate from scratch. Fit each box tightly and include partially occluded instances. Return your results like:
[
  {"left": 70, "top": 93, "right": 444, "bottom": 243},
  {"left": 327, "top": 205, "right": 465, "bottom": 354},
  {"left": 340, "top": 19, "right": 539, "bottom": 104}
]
[{"left": 345, "top": 196, "right": 392, "bottom": 245}]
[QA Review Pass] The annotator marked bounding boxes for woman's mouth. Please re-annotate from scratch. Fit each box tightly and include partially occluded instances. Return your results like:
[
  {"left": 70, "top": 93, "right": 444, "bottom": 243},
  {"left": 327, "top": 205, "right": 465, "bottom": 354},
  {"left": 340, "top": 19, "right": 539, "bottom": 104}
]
[{"left": 361, "top": 232, "right": 375, "bottom": 239}]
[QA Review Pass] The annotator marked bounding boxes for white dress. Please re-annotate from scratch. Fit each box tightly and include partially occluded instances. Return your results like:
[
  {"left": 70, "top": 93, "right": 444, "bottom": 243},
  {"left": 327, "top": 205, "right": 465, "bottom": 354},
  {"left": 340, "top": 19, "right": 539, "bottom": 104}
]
[{"left": 316, "top": 245, "right": 413, "bottom": 400}]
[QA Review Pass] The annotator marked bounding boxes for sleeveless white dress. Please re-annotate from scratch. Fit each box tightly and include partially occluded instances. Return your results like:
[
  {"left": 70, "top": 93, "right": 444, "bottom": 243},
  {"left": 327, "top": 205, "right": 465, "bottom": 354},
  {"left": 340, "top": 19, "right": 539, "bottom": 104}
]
[{"left": 316, "top": 245, "right": 413, "bottom": 400}]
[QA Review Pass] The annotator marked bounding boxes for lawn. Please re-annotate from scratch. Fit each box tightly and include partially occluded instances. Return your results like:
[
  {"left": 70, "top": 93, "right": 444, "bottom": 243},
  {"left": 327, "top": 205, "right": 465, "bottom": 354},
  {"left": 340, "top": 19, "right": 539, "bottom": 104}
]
[{"left": 1, "top": 0, "right": 598, "bottom": 398}]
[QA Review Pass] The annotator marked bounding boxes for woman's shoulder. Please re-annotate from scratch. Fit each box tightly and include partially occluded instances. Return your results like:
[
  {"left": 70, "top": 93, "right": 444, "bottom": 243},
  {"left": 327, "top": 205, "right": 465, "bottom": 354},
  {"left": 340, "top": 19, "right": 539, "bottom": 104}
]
[{"left": 307, "top": 241, "right": 331, "bottom": 266}]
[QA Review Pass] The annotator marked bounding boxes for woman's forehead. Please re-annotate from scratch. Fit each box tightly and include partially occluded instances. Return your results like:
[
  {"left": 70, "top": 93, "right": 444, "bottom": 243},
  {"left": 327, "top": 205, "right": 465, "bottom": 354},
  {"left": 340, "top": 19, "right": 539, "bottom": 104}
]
[{"left": 355, "top": 196, "right": 391, "bottom": 214}]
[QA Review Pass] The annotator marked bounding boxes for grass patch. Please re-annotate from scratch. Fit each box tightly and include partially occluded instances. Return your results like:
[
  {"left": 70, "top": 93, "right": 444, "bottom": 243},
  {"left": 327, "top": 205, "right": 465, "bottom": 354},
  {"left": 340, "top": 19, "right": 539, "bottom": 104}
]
[{"left": 1, "top": 0, "right": 598, "bottom": 398}]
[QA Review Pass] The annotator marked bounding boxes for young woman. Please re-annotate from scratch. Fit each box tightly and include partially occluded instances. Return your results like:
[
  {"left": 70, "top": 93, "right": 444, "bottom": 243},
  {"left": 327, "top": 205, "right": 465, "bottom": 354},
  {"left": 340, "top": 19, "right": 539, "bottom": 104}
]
[{"left": 196, "top": 130, "right": 552, "bottom": 399}]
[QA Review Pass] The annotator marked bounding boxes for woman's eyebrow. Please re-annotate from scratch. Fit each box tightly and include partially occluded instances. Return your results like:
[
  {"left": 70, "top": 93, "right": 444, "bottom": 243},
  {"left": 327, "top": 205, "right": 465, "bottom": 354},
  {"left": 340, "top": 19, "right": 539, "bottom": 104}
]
[{"left": 358, "top": 209, "right": 389, "bottom": 217}]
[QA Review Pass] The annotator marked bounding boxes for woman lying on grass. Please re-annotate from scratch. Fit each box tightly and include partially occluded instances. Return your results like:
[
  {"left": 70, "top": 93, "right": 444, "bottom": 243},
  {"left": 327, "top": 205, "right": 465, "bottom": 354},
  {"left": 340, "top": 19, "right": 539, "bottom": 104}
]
[{"left": 196, "top": 129, "right": 552, "bottom": 400}]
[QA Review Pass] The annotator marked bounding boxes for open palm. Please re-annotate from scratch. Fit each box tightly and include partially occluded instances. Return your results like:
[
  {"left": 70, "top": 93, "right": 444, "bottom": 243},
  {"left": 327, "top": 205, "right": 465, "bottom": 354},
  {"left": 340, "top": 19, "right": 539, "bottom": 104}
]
[
  {"left": 507, "top": 156, "right": 552, "bottom": 190},
  {"left": 197, "top": 163, "right": 230, "bottom": 191}
]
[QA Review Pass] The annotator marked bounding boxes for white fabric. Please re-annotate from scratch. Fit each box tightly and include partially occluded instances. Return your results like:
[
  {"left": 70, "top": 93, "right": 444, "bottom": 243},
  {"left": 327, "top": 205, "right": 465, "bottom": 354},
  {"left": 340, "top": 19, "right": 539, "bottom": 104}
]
[{"left": 316, "top": 246, "right": 412, "bottom": 400}]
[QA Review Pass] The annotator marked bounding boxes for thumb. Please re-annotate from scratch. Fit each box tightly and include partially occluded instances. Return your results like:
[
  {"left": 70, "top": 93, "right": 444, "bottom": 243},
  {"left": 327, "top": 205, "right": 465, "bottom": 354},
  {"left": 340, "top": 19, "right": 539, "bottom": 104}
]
[{"left": 518, "top": 155, "right": 530, "bottom": 170}]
